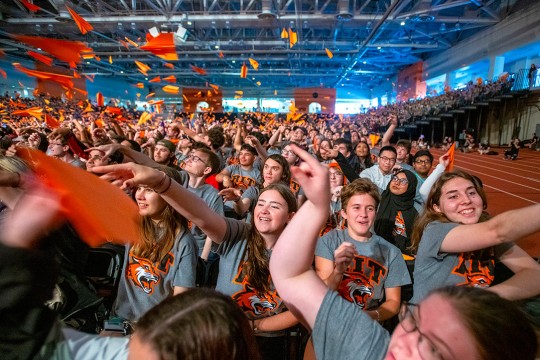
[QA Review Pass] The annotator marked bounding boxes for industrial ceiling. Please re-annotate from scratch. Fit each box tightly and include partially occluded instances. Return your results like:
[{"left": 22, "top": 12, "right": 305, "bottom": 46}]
[{"left": 0, "top": 0, "right": 530, "bottom": 98}]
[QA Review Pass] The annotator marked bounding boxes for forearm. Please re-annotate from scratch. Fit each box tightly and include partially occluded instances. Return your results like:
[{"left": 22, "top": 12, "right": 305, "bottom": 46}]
[
  {"left": 254, "top": 311, "right": 298, "bottom": 333},
  {"left": 492, "top": 204, "right": 540, "bottom": 243},
  {"left": 488, "top": 268, "right": 540, "bottom": 301},
  {"left": 268, "top": 130, "right": 282, "bottom": 146},
  {"left": 419, "top": 163, "right": 444, "bottom": 202},
  {"left": 367, "top": 298, "right": 401, "bottom": 322},
  {"left": 161, "top": 181, "right": 227, "bottom": 242},
  {"left": 381, "top": 124, "right": 396, "bottom": 147},
  {"left": 323, "top": 269, "right": 344, "bottom": 291}
]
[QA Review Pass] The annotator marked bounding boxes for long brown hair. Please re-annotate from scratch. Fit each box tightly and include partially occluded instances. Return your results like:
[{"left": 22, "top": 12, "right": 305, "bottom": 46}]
[
  {"left": 410, "top": 170, "right": 489, "bottom": 253},
  {"left": 132, "top": 190, "right": 187, "bottom": 263},
  {"left": 245, "top": 183, "right": 297, "bottom": 295}
]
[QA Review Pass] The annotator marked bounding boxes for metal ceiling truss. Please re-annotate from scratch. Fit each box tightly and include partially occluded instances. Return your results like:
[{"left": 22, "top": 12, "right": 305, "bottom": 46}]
[{"left": 0, "top": 0, "right": 528, "bottom": 95}]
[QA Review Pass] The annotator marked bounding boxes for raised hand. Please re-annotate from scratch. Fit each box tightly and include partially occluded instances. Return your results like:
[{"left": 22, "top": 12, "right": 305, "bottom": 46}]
[
  {"left": 334, "top": 242, "right": 358, "bottom": 274},
  {"left": 289, "top": 144, "right": 330, "bottom": 208},
  {"left": 91, "top": 162, "right": 163, "bottom": 190}
]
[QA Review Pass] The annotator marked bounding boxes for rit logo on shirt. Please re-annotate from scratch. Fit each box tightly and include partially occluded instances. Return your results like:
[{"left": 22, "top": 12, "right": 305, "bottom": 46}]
[
  {"left": 231, "top": 174, "right": 256, "bottom": 189},
  {"left": 338, "top": 255, "right": 387, "bottom": 309},
  {"left": 451, "top": 253, "right": 495, "bottom": 287},
  {"left": 231, "top": 261, "right": 282, "bottom": 317}
]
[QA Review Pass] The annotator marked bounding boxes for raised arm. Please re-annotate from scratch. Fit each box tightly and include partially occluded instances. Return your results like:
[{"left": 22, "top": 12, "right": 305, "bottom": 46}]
[
  {"left": 269, "top": 144, "right": 331, "bottom": 329},
  {"left": 440, "top": 203, "right": 540, "bottom": 253},
  {"left": 419, "top": 150, "right": 450, "bottom": 201},
  {"left": 92, "top": 163, "right": 228, "bottom": 243},
  {"left": 381, "top": 114, "right": 397, "bottom": 147}
]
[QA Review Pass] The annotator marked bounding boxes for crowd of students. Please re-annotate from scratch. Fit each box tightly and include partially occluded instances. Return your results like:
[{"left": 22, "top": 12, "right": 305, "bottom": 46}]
[{"left": 1, "top": 86, "right": 539, "bottom": 360}]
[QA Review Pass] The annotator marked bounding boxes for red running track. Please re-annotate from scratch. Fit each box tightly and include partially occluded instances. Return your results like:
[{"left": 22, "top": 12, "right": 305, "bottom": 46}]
[{"left": 426, "top": 147, "right": 540, "bottom": 257}]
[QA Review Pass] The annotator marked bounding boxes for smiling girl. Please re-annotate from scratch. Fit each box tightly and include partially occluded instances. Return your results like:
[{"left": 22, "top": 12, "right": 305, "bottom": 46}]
[
  {"left": 410, "top": 170, "right": 540, "bottom": 303},
  {"left": 113, "top": 183, "right": 197, "bottom": 322}
]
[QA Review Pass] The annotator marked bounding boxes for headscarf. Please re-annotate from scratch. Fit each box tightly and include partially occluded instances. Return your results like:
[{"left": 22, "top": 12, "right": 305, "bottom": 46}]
[{"left": 374, "top": 169, "right": 418, "bottom": 254}]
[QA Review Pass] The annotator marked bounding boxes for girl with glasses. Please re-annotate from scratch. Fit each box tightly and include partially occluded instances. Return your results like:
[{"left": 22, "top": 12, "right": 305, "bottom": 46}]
[
  {"left": 269, "top": 145, "right": 538, "bottom": 360},
  {"left": 374, "top": 169, "right": 418, "bottom": 255}
]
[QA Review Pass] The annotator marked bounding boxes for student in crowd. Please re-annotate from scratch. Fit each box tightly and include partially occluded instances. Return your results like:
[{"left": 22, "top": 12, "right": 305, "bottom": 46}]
[
  {"left": 360, "top": 145, "right": 397, "bottom": 194},
  {"left": 113, "top": 175, "right": 198, "bottom": 322},
  {"left": 374, "top": 169, "right": 418, "bottom": 255},
  {"left": 353, "top": 140, "right": 374, "bottom": 173},
  {"left": 504, "top": 137, "right": 521, "bottom": 160},
  {"left": 93, "top": 161, "right": 300, "bottom": 360},
  {"left": 410, "top": 170, "right": 540, "bottom": 304},
  {"left": 315, "top": 178, "right": 410, "bottom": 322},
  {"left": 220, "top": 154, "right": 290, "bottom": 221},
  {"left": 269, "top": 144, "right": 538, "bottom": 360}
]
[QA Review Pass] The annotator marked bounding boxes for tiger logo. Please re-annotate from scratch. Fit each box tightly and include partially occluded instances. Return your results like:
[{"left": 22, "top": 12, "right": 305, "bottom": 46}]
[
  {"left": 338, "top": 273, "right": 374, "bottom": 309},
  {"left": 233, "top": 283, "right": 279, "bottom": 317},
  {"left": 126, "top": 255, "right": 160, "bottom": 294},
  {"left": 465, "top": 273, "right": 490, "bottom": 288}
]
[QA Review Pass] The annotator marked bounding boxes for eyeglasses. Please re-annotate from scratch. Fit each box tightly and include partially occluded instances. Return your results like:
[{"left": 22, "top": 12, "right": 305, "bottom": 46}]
[
  {"left": 281, "top": 150, "right": 295, "bottom": 156},
  {"left": 399, "top": 304, "right": 443, "bottom": 360},
  {"left": 391, "top": 175, "right": 409, "bottom": 185},
  {"left": 379, "top": 156, "right": 396, "bottom": 163},
  {"left": 187, "top": 154, "right": 209, "bottom": 166},
  {"left": 329, "top": 171, "right": 344, "bottom": 178},
  {"left": 48, "top": 142, "right": 64, "bottom": 147},
  {"left": 414, "top": 160, "right": 432, "bottom": 165}
]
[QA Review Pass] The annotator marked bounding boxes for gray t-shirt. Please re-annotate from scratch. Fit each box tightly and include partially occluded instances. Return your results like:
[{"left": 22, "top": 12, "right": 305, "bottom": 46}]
[
  {"left": 114, "top": 228, "right": 197, "bottom": 321},
  {"left": 313, "top": 290, "right": 389, "bottom": 360},
  {"left": 214, "top": 218, "right": 287, "bottom": 321},
  {"left": 411, "top": 221, "right": 512, "bottom": 303},
  {"left": 187, "top": 183, "right": 224, "bottom": 254},
  {"left": 316, "top": 229, "right": 411, "bottom": 310}
]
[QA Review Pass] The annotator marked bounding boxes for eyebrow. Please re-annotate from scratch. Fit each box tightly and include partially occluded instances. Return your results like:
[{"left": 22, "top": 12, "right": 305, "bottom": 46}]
[
  {"left": 444, "top": 186, "right": 476, "bottom": 195},
  {"left": 257, "top": 199, "right": 285, "bottom": 207}
]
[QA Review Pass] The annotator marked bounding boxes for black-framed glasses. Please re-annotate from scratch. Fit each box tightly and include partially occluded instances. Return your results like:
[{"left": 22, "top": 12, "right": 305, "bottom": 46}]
[
  {"left": 391, "top": 175, "right": 409, "bottom": 185},
  {"left": 399, "top": 304, "right": 443, "bottom": 360},
  {"left": 379, "top": 156, "right": 397, "bottom": 163},
  {"left": 187, "top": 154, "right": 209, "bottom": 166},
  {"left": 415, "top": 160, "right": 432, "bottom": 165}
]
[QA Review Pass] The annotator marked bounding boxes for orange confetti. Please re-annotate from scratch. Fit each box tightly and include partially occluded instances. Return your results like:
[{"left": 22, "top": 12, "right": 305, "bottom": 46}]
[
  {"left": 27, "top": 51, "right": 54, "bottom": 66},
  {"left": 194, "top": 91, "right": 202, "bottom": 98},
  {"left": 288, "top": 28, "right": 297, "bottom": 48},
  {"left": 446, "top": 142, "right": 456, "bottom": 172},
  {"left": 325, "top": 48, "right": 333, "bottom": 59},
  {"left": 96, "top": 92, "right": 104, "bottom": 107},
  {"left": 124, "top": 37, "right": 139, "bottom": 47},
  {"left": 140, "top": 33, "right": 177, "bottom": 60},
  {"left": 17, "top": 148, "right": 139, "bottom": 247},
  {"left": 0, "top": 69, "right": 7, "bottom": 79},
  {"left": 109, "top": 56, "right": 113, "bottom": 64},
  {"left": 248, "top": 58, "right": 259, "bottom": 70},
  {"left": 135, "top": 83, "right": 144, "bottom": 88},
  {"left": 146, "top": 93, "right": 155, "bottom": 99},
  {"left": 190, "top": 65, "right": 207, "bottom": 75},
  {"left": 281, "top": 28, "right": 288, "bottom": 39},
  {"left": 235, "top": 90, "right": 243, "bottom": 95},
  {"left": 138, "top": 111, "right": 153, "bottom": 125},
  {"left": 66, "top": 6, "right": 94, "bottom": 34},
  {"left": 207, "top": 90, "right": 212, "bottom": 97},
  {"left": 13, "top": 35, "right": 92, "bottom": 64},
  {"left": 182, "top": 94, "right": 189, "bottom": 102},
  {"left": 164, "top": 62, "right": 174, "bottom": 69},
  {"left": 219, "top": 51, "right": 224, "bottom": 58},
  {"left": 13, "top": 63, "right": 74, "bottom": 89},
  {"left": 73, "top": 71, "right": 81, "bottom": 78},
  {"left": 134, "top": 60, "right": 151, "bottom": 75},
  {"left": 163, "top": 75, "right": 176, "bottom": 83},
  {"left": 44, "top": 114, "right": 60, "bottom": 129},
  {"left": 149, "top": 76, "right": 161, "bottom": 83},
  {"left": 240, "top": 62, "right": 248, "bottom": 78},
  {"left": 209, "top": 84, "right": 219, "bottom": 91},
  {"left": 21, "top": 0, "right": 41, "bottom": 12},
  {"left": 162, "top": 85, "right": 179, "bottom": 94},
  {"left": 84, "top": 74, "right": 95, "bottom": 82}
]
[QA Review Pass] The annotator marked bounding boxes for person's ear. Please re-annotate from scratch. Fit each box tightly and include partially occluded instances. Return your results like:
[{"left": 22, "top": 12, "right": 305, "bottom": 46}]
[
  {"left": 203, "top": 166, "right": 212, "bottom": 176},
  {"left": 433, "top": 204, "right": 441, "bottom": 213}
]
